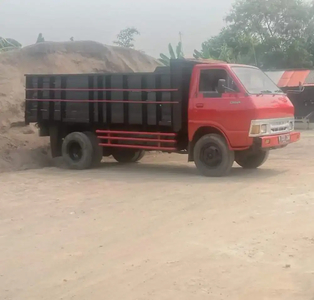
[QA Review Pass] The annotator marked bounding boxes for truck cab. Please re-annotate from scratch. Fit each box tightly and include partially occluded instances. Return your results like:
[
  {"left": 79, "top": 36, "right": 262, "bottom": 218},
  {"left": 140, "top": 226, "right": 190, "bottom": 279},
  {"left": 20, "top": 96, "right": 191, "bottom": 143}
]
[{"left": 186, "top": 62, "right": 300, "bottom": 175}]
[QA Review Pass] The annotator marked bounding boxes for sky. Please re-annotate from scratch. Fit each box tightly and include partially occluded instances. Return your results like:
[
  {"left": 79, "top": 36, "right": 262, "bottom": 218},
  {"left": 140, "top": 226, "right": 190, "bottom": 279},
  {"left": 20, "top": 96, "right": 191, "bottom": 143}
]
[{"left": 0, "top": 0, "right": 234, "bottom": 58}]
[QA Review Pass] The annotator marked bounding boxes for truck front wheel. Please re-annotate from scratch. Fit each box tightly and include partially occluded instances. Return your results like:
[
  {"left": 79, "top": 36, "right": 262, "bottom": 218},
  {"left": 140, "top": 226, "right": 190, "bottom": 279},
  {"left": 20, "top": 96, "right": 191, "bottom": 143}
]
[
  {"left": 235, "top": 150, "right": 269, "bottom": 169},
  {"left": 194, "top": 134, "right": 234, "bottom": 177},
  {"left": 112, "top": 149, "right": 145, "bottom": 163},
  {"left": 62, "top": 132, "right": 94, "bottom": 170}
]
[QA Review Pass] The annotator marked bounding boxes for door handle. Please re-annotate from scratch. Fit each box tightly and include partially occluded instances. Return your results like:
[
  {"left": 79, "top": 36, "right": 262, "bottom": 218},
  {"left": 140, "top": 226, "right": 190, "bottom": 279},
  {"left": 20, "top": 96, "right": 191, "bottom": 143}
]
[{"left": 196, "top": 103, "right": 204, "bottom": 108}]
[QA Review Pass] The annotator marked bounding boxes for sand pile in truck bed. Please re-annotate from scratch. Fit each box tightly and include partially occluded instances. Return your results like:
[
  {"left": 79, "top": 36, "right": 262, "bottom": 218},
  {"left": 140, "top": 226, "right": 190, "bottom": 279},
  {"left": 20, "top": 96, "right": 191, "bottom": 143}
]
[{"left": 0, "top": 41, "right": 161, "bottom": 172}]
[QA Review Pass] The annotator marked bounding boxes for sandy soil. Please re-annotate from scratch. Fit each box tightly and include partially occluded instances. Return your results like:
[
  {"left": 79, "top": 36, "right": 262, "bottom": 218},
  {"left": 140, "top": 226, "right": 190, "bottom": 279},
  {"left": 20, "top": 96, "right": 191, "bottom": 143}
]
[
  {"left": 1, "top": 132, "right": 314, "bottom": 300},
  {"left": 0, "top": 125, "right": 50, "bottom": 172}
]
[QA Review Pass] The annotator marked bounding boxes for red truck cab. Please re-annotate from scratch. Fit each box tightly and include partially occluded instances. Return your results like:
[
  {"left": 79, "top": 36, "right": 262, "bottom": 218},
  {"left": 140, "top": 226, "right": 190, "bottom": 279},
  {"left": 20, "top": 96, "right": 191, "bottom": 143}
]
[
  {"left": 25, "top": 59, "right": 300, "bottom": 177},
  {"left": 187, "top": 62, "right": 300, "bottom": 175}
]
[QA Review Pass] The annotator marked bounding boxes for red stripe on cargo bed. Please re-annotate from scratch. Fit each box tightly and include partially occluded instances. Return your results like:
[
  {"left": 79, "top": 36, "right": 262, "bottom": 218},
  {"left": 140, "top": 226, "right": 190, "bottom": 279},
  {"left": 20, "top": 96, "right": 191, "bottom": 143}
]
[
  {"left": 97, "top": 136, "right": 177, "bottom": 143},
  {"left": 99, "top": 143, "right": 177, "bottom": 151},
  {"left": 96, "top": 130, "right": 177, "bottom": 136},
  {"left": 26, "top": 88, "right": 178, "bottom": 92},
  {"left": 26, "top": 99, "right": 179, "bottom": 104}
]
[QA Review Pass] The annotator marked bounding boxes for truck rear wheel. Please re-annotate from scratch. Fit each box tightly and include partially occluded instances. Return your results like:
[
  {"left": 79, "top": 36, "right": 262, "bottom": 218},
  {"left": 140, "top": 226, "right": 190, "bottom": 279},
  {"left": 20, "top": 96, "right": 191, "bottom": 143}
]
[
  {"left": 194, "top": 134, "right": 234, "bottom": 177},
  {"left": 83, "top": 131, "right": 103, "bottom": 167},
  {"left": 62, "top": 132, "right": 93, "bottom": 170},
  {"left": 112, "top": 149, "right": 145, "bottom": 163},
  {"left": 235, "top": 150, "right": 269, "bottom": 169}
]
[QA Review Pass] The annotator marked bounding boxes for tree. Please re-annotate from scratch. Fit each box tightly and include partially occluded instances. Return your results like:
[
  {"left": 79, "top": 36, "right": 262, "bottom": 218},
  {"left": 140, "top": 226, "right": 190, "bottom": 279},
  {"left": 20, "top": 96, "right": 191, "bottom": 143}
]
[
  {"left": 225, "top": 0, "right": 312, "bottom": 43},
  {"left": 193, "top": 28, "right": 249, "bottom": 63},
  {"left": 194, "top": 28, "right": 230, "bottom": 60},
  {"left": 195, "top": 0, "right": 314, "bottom": 69},
  {"left": 226, "top": 0, "right": 314, "bottom": 68},
  {"left": 0, "top": 37, "right": 22, "bottom": 52},
  {"left": 114, "top": 27, "right": 140, "bottom": 48},
  {"left": 159, "top": 42, "right": 184, "bottom": 66},
  {"left": 36, "top": 33, "right": 45, "bottom": 43}
]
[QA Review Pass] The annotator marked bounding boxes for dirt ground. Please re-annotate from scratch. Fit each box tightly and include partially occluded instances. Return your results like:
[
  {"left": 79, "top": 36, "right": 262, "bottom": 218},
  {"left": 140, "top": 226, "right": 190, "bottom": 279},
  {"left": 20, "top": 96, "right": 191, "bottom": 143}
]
[{"left": 1, "top": 131, "right": 314, "bottom": 300}]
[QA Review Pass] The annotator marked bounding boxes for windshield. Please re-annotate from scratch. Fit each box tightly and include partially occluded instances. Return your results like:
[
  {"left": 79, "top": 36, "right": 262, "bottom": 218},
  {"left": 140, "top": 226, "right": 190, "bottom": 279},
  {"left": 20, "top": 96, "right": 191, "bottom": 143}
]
[{"left": 232, "top": 67, "right": 283, "bottom": 94}]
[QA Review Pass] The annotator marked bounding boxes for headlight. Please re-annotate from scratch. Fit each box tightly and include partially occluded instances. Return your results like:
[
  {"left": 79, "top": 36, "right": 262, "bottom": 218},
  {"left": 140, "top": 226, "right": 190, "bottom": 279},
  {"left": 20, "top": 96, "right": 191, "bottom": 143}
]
[
  {"left": 289, "top": 121, "right": 294, "bottom": 131},
  {"left": 250, "top": 124, "right": 268, "bottom": 136},
  {"left": 250, "top": 124, "right": 261, "bottom": 135}
]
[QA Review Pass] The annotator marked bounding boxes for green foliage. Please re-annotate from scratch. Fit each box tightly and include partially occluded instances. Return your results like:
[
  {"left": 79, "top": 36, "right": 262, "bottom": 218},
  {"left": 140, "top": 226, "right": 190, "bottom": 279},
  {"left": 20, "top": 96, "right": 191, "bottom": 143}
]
[
  {"left": 194, "top": 0, "right": 314, "bottom": 69},
  {"left": 36, "top": 33, "right": 45, "bottom": 43},
  {"left": 159, "top": 42, "right": 184, "bottom": 66},
  {"left": 0, "top": 37, "right": 22, "bottom": 52},
  {"left": 193, "top": 43, "right": 212, "bottom": 60},
  {"left": 114, "top": 27, "right": 140, "bottom": 48}
]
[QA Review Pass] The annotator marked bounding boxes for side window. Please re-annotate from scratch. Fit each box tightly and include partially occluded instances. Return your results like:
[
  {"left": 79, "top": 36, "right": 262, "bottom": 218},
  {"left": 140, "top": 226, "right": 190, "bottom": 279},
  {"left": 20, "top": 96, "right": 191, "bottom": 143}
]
[{"left": 199, "top": 69, "right": 238, "bottom": 97}]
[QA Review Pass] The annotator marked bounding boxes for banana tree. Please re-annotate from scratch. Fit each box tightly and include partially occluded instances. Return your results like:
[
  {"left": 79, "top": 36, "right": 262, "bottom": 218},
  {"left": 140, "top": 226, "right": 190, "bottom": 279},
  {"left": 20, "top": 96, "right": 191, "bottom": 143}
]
[
  {"left": 0, "top": 37, "right": 22, "bottom": 52},
  {"left": 193, "top": 43, "right": 212, "bottom": 59},
  {"left": 159, "top": 42, "right": 184, "bottom": 66},
  {"left": 193, "top": 42, "right": 237, "bottom": 63}
]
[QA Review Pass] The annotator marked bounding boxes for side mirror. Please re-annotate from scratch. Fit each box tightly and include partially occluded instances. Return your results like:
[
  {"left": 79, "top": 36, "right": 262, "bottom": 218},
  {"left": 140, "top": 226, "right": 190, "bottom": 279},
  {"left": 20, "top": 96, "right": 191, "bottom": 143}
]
[
  {"left": 217, "top": 79, "right": 226, "bottom": 94},
  {"left": 286, "top": 81, "right": 305, "bottom": 94}
]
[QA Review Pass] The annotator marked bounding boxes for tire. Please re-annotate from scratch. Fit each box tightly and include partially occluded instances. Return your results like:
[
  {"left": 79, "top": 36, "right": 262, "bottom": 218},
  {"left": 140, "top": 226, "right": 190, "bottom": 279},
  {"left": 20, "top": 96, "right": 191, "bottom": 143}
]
[
  {"left": 112, "top": 149, "right": 145, "bottom": 163},
  {"left": 62, "top": 132, "right": 93, "bottom": 170},
  {"left": 236, "top": 150, "right": 269, "bottom": 169},
  {"left": 84, "top": 131, "right": 103, "bottom": 167},
  {"left": 135, "top": 150, "right": 146, "bottom": 161},
  {"left": 194, "top": 134, "right": 234, "bottom": 177}
]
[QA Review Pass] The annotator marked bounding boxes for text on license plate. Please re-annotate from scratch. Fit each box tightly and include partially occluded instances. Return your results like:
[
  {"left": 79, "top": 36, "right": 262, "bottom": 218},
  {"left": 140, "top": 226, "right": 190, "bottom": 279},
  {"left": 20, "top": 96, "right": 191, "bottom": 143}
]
[{"left": 278, "top": 134, "right": 291, "bottom": 144}]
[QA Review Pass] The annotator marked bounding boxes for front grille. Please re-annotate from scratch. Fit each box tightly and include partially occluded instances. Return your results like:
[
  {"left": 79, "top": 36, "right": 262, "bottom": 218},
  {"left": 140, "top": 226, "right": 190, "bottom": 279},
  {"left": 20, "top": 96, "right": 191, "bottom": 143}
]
[
  {"left": 249, "top": 117, "right": 294, "bottom": 137},
  {"left": 270, "top": 120, "right": 291, "bottom": 134}
]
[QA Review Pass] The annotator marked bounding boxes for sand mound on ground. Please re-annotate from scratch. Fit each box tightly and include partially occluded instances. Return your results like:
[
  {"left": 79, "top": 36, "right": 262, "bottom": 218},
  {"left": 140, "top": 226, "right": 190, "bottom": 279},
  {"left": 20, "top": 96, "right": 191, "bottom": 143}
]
[{"left": 0, "top": 41, "right": 161, "bottom": 172}]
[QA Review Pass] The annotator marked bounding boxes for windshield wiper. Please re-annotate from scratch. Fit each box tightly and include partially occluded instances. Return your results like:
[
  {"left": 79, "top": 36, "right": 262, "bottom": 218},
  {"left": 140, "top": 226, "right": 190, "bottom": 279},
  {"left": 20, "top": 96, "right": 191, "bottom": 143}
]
[
  {"left": 258, "top": 90, "right": 283, "bottom": 95},
  {"left": 259, "top": 90, "right": 273, "bottom": 94}
]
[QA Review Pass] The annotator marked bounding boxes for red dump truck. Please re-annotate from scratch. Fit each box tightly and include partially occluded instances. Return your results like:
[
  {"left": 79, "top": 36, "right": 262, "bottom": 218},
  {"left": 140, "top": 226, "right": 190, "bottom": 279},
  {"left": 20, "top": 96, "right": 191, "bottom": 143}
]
[{"left": 25, "top": 59, "right": 300, "bottom": 176}]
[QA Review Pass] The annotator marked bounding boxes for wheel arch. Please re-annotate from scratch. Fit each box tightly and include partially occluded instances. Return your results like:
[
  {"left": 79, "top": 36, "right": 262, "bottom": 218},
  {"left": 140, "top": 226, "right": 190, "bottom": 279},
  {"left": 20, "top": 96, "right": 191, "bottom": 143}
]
[{"left": 188, "top": 126, "right": 231, "bottom": 162}]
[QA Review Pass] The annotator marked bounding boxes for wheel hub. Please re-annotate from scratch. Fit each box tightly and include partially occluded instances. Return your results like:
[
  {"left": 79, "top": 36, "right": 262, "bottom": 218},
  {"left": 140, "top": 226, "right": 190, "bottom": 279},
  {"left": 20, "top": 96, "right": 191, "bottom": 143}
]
[
  {"left": 68, "top": 142, "right": 83, "bottom": 162},
  {"left": 201, "top": 144, "right": 222, "bottom": 167}
]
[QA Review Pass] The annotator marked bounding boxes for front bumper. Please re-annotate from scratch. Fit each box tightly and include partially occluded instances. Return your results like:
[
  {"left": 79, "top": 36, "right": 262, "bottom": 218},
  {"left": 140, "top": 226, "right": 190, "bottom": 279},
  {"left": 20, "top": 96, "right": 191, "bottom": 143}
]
[{"left": 258, "top": 131, "right": 300, "bottom": 149}]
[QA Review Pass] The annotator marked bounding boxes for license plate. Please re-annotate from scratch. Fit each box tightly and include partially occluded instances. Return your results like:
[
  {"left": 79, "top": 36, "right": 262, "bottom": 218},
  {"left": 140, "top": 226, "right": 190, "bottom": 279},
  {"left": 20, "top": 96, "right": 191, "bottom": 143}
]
[{"left": 278, "top": 134, "right": 291, "bottom": 144}]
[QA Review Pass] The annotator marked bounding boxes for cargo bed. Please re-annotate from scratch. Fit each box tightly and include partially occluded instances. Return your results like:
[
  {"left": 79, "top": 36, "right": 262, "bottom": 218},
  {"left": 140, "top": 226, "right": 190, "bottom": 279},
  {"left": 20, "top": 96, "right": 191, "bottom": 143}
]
[{"left": 25, "top": 60, "right": 197, "bottom": 134}]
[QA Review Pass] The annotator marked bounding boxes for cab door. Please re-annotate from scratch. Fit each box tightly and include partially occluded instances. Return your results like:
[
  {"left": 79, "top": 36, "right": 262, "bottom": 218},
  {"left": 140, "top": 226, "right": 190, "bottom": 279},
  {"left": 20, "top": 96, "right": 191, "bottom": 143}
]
[{"left": 189, "top": 67, "right": 249, "bottom": 148}]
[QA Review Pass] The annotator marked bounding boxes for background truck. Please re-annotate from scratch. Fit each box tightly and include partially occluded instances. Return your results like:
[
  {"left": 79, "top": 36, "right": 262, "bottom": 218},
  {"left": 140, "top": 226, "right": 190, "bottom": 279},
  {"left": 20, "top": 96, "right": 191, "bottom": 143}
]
[{"left": 25, "top": 59, "right": 300, "bottom": 177}]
